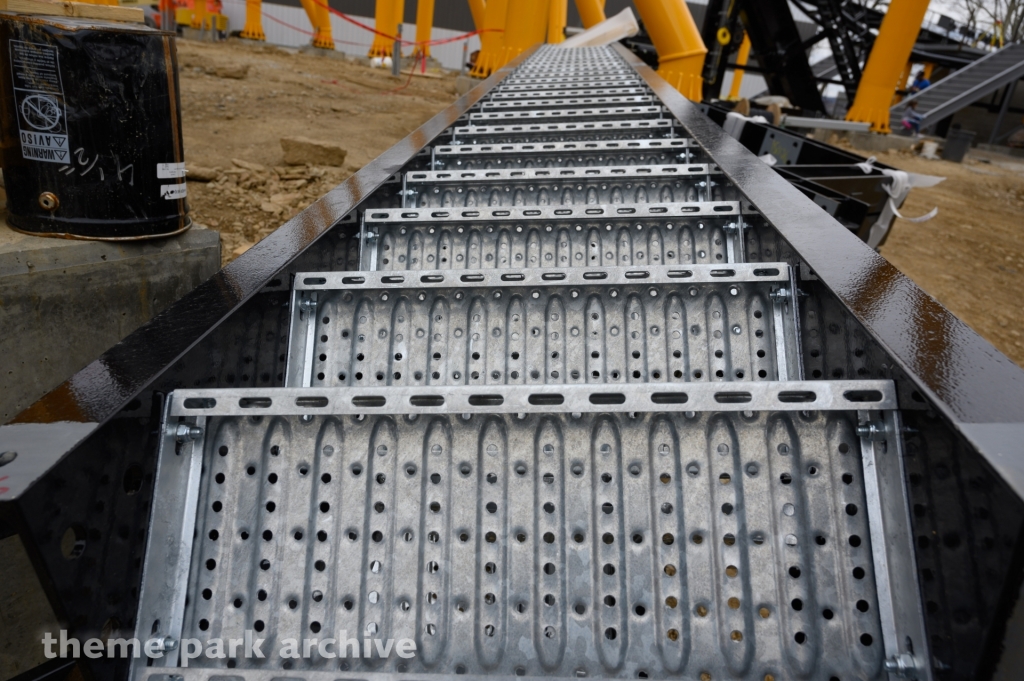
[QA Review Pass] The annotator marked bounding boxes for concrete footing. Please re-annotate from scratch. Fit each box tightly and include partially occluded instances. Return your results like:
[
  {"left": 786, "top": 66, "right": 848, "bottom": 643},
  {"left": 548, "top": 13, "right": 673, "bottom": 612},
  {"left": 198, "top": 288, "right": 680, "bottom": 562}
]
[{"left": 0, "top": 223, "right": 220, "bottom": 422}]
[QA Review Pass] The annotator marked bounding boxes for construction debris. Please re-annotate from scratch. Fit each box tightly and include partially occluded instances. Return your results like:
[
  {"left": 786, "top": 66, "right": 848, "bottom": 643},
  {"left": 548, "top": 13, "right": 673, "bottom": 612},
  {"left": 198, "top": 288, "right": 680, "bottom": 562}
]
[{"left": 280, "top": 135, "right": 348, "bottom": 166}]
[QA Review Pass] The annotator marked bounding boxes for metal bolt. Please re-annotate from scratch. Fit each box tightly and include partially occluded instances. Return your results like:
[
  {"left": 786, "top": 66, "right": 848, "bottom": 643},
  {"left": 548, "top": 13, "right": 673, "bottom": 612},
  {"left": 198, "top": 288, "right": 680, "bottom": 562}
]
[
  {"left": 156, "top": 636, "right": 178, "bottom": 652},
  {"left": 857, "top": 422, "right": 886, "bottom": 440},
  {"left": 398, "top": 189, "right": 418, "bottom": 197},
  {"left": 884, "top": 653, "right": 918, "bottom": 678},
  {"left": 770, "top": 287, "right": 790, "bottom": 301},
  {"left": 299, "top": 297, "right": 317, "bottom": 313},
  {"left": 173, "top": 424, "right": 203, "bottom": 443}
]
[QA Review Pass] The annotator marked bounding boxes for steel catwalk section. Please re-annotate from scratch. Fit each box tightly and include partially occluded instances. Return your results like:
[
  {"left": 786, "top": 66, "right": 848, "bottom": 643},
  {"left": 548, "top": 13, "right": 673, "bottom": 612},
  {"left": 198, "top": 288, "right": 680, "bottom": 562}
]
[
  {"left": 8, "top": 40, "right": 1024, "bottom": 681},
  {"left": 282, "top": 265, "right": 798, "bottom": 389},
  {"left": 402, "top": 166, "right": 733, "bottom": 208},
  {"left": 135, "top": 394, "right": 894, "bottom": 680},
  {"left": 432, "top": 139, "right": 707, "bottom": 168},
  {"left": 488, "top": 87, "right": 653, "bottom": 99},
  {"left": 479, "top": 96, "right": 657, "bottom": 110},
  {"left": 449, "top": 120, "right": 682, "bottom": 144},
  {"left": 360, "top": 203, "right": 769, "bottom": 271},
  {"left": 466, "top": 106, "right": 668, "bottom": 124}
]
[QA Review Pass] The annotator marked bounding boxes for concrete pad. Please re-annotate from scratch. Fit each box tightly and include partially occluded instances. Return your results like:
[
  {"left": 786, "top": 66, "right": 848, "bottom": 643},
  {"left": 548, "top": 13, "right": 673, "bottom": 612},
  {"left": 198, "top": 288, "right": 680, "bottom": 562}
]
[{"left": 0, "top": 223, "right": 220, "bottom": 422}]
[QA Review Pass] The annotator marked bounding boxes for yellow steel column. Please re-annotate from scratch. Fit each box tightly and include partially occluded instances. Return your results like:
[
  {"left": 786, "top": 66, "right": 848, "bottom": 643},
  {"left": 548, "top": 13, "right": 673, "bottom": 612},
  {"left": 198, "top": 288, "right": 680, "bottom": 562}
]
[
  {"left": 240, "top": 0, "right": 266, "bottom": 40},
  {"left": 574, "top": 0, "right": 605, "bottom": 28},
  {"left": 370, "top": 0, "right": 398, "bottom": 58},
  {"left": 893, "top": 61, "right": 913, "bottom": 103},
  {"left": 470, "top": 0, "right": 508, "bottom": 77},
  {"left": 501, "top": 0, "right": 549, "bottom": 64},
  {"left": 548, "top": 0, "right": 567, "bottom": 43},
  {"left": 468, "top": 0, "right": 486, "bottom": 31},
  {"left": 727, "top": 34, "right": 751, "bottom": 100},
  {"left": 846, "top": 0, "right": 931, "bottom": 133},
  {"left": 312, "top": 0, "right": 335, "bottom": 50},
  {"left": 191, "top": 0, "right": 208, "bottom": 29},
  {"left": 414, "top": 0, "right": 435, "bottom": 60},
  {"left": 632, "top": 0, "right": 707, "bottom": 101}
]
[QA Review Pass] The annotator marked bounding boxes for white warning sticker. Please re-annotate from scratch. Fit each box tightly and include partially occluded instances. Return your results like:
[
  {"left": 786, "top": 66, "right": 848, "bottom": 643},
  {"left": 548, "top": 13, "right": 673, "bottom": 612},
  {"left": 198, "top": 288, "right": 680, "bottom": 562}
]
[
  {"left": 157, "top": 162, "right": 187, "bottom": 179},
  {"left": 10, "top": 40, "right": 70, "bottom": 164},
  {"left": 160, "top": 183, "right": 187, "bottom": 200}
]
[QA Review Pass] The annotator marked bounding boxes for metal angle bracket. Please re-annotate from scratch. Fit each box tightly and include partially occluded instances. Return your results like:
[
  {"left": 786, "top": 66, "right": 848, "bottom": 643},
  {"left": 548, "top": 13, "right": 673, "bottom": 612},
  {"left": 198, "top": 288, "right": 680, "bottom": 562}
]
[
  {"left": 857, "top": 409, "right": 933, "bottom": 681},
  {"left": 130, "top": 401, "right": 207, "bottom": 675},
  {"left": 166, "top": 380, "right": 898, "bottom": 418}
]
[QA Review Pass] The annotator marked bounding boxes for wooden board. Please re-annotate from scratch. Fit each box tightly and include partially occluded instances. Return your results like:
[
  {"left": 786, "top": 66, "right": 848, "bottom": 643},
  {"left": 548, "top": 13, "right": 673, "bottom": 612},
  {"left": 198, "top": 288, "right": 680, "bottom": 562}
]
[{"left": 0, "top": 0, "right": 145, "bottom": 23}]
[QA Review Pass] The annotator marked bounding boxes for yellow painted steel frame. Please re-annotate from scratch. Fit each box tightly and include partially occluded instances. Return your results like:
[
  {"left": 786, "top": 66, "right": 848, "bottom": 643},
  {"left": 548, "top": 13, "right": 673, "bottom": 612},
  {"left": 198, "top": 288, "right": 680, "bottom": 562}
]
[
  {"left": 470, "top": 0, "right": 509, "bottom": 77},
  {"left": 727, "top": 33, "right": 751, "bottom": 100},
  {"left": 501, "top": 0, "right": 550, "bottom": 65},
  {"left": 846, "top": 0, "right": 931, "bottom": 133},
  {"left": 299, "top": 0, "right": 336, "bottom": 50},
  {"left": 413, "top": 0, "right": 435, "bottom": 59},
  {"left": 240, "top": 0, "right": 266, "bottom": 40},
  {"left": 574, "top": 0, "right": 605, "bottom": 28},
  {"left": 468, "top": 0, "right": 485, "bottom": 30},
  {"left": 190, "top": 0, "right": 207, "bottom": 29},
  {"left": 548, "top": 0, "right": 567, "bottom": 43},
  {"left": 632, "top": 0, "right": 707, "bottom": 101},
  {"left": 369, "top": 0, "right": 402, "bottom": 58}
]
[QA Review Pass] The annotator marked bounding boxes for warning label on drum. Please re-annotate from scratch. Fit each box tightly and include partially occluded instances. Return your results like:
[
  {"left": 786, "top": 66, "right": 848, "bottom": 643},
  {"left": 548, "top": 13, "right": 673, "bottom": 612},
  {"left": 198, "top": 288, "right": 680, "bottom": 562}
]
[{"left": 9, "top": 40, "right": 69, "bottom": 164}]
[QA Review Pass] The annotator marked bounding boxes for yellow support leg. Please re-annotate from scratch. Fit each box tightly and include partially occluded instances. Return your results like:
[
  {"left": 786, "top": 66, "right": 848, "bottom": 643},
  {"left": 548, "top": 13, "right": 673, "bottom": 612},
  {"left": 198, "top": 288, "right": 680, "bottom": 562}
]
[
  {"left": 313, "top": 0, "right": 335, "bottom": 50},
  {"left": 632, "top": 0, "right": 707, "bottom": 101},
  {"left": 501, "top": 0, "right": 549, "bottom": 64},
  {"left": 299, "top": 0, "right": 335, "bottom": 50},
  {"left": 240, "top": 0, "right": 266, "bottom": 40},
  {"left": 369, "top": 0, "right": 398, "bottom": 58},
  {"left": 468, "top": 0, "right": 485, "bottom": 31},
  {"left": 191, "top": 0, "right": 207, "bottom": 29},
  {"left": 413, "top": 0, "right": 435, "bottom": 61},
  {"left": 470, "top": 0, "right": 508, "bottom": 78},
  {"left": 727, "top": 34, "right": 750, "bottom": 100},
  {"left": 574, "top": 0, "right": 605, "bottom": 28},
  {"left": 846, "top": 0, "right": 931, "bottom": 133},
  {"left": 548, "top": 0, "right": 567, "bottom": 43}
]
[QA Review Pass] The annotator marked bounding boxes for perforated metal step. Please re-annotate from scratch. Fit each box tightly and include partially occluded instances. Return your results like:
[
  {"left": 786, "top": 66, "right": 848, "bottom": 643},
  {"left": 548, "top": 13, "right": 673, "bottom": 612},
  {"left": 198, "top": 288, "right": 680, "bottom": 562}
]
[
  {"left": 489, "top": 88, "right": 652, "bottom": 100},
  {"left": 361, "top": 203, "right": 754, "bottom": 271},
  {"left": 135, "top": 385, "right": 898, "bottom": 680},
  {"left": 480, "top": 96, "right": 657, "bottom": 110},
  {"left": 283, "top": 266, "right": 800, "bottom": 390},
  {"left": 402, "top": 166, "right": 732, "bottom": 209},
  {"left": 432, "top": 139, "right": 705, "bottom": 169},
  {"left": 449, "top": 120, "right": 681, "bottom": 144},
  {"left": 466, "top": 106, "right": 667, "bottom": 124}
]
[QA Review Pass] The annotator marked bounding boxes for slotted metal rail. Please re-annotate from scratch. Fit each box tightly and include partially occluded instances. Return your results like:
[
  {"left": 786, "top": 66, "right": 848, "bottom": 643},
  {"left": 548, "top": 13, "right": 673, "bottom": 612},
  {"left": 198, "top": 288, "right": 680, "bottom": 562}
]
[{"left": 130, "top": 45, "right": 933, "bottom": 681}]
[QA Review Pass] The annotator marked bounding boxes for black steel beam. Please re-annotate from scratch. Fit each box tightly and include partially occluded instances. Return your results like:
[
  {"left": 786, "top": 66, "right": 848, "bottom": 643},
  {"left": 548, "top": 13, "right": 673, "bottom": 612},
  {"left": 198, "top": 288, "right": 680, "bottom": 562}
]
[{"left": 617, "top": 44, "right": 1024, "bottom": 484}]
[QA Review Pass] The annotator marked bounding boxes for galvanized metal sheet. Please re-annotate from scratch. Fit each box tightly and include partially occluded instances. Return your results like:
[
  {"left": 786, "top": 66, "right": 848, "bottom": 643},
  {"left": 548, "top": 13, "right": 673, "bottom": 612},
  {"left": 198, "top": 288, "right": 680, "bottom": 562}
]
[
  {"left": 467, "top": 107, "right": 667, "bottom": 124},
  {"left": 479, "top": 96, "right": 656, "bottom": 110},
  {"left": 489, "top": 88, "right": 652, "bottom": 100},
  {"left": 449, "top": 120, "right": 681, "bottom": 144},
  {"left": 362, "top": 203, "right": 750, "bottom": 271},
  {"left": 138, "top": 403, "right": 889, "bottom": 680},
  {"left": 402, "top": 166, "right": 732, "bottom": 208},
  {"left": 432, "top": 139, "right": 705, "bottom": 169},
  {"left": 283, "top": 265, "right": 797, "bottom": 389}
]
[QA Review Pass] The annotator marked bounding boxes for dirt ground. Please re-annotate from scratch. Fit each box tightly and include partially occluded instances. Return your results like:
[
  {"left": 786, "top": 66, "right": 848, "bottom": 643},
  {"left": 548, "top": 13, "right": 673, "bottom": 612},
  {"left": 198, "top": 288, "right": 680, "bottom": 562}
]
[
  {"left": 176, "top": 38, "right": 462, "bottom": 262},
  {"left": 869, "top": 146, "right": 1024, "bottom": 368},
  {"left": 177, "top": 39, "right": 1024, "bottom": 369}
]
